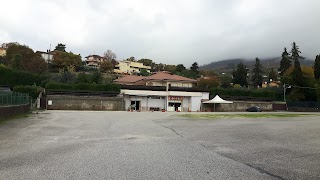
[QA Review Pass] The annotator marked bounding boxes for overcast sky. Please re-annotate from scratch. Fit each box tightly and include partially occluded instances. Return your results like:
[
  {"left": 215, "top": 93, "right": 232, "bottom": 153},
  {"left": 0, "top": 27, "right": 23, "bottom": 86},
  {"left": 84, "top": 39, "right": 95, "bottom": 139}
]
[{"left": 1, "top": 0, "right": 319, "bottom": 66}]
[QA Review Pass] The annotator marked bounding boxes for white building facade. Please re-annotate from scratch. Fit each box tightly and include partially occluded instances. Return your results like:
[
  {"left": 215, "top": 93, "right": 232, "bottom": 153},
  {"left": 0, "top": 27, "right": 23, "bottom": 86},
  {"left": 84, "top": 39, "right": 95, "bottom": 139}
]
[{"left": 121, "top": 89, "right": 209, "bottom": 112}]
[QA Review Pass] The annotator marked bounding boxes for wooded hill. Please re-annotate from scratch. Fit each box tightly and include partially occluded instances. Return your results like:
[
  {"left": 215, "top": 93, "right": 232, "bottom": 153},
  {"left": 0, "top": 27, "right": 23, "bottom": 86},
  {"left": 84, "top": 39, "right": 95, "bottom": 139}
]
[{"left": 199, "top": 57, "right": 314, "bottom": 73}]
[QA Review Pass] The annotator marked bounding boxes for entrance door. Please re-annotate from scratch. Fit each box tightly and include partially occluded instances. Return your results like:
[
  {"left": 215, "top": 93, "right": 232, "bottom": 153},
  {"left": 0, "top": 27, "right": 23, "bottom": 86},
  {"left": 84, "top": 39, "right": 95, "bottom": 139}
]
[
  {"left": 130, "top": 101, "right": 140, "bottom": 111},
  {"left": 169, "top": 102, "right": 181, "bottom": 111}
]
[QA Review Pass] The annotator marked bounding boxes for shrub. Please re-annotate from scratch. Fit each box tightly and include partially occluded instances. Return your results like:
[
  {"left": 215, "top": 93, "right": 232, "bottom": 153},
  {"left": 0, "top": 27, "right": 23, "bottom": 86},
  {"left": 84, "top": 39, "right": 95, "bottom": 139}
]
[
  {"left": 45, "top": 82, "right": 120, "bottom": 92},
  {"left": 13, "top": 85, "right": 42, "bottom": 99},
  {"left": 210, "top": 87, "right": 281, "bottom": 101},
  {"left": 0, "top": 66, "right": 48, "bottom": 87}
]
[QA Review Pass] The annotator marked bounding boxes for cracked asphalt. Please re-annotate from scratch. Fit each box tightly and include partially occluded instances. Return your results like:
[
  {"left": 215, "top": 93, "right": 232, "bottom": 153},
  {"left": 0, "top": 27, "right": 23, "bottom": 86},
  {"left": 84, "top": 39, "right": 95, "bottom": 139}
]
[{"left": 0, "top": 111, "right": 319, "bottom": 179}]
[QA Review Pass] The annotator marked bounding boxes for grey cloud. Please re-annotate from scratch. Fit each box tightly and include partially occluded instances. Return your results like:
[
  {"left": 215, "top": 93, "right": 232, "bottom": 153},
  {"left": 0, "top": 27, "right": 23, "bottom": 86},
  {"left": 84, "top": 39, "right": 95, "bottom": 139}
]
[{"left": 0, "top": 0, "right": 320, "bottom": 67}]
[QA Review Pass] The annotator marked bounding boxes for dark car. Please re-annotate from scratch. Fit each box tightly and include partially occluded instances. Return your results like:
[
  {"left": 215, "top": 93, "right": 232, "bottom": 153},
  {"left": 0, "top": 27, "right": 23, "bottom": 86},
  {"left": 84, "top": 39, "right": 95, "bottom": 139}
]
[{"left": 246, "top": 106, "right": 263, "bottom": 112}]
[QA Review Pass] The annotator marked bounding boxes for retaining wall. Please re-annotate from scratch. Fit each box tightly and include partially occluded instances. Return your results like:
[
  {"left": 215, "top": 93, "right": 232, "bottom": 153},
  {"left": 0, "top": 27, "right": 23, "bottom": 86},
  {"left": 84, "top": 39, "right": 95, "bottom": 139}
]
[
  {"left": 0, "top": 104, "right": 30, "bottom": 121},
  {"left": 202, "top": 101, "right": 276, "bottom": 112},
  {"left": 46, "top": 95, "right": 125, "bottom": 111}
]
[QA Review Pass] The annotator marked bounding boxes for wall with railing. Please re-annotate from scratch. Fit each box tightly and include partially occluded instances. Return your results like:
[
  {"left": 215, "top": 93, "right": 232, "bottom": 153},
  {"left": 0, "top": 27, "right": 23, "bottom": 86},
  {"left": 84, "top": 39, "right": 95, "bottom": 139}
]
[
  {"left": 0, "top": 91, "right": 31, "bottom": 121},
  {"left": 0, "top": 92, "right": 31, "bottom": 106}
]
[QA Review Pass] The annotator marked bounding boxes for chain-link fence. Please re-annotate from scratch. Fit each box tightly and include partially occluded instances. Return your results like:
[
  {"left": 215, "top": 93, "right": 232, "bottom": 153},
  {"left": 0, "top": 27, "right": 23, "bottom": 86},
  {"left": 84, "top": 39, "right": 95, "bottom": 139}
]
[{"left": 0, "top": 91, "right": 31, "bottom": 106}]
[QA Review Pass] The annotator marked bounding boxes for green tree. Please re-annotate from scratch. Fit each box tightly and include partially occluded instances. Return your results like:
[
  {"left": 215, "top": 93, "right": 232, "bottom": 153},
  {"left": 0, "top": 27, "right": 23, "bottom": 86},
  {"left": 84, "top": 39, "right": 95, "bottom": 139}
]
[
  {"left": 59, "top": 67, "right": 76, "bottom": 83},
  {"left": 232, "top": 62, "right": 248, "bottom": 87},
  {"left": 139, "top": 69, "right": 150, "bottom": 76},
  {"left": 163, "top": 64, "right": 176, "bottom": 73},
  {"left": 190, "top": 62, "right": 200, "bottom": 78},
  {"left": 91, "top": 71, "right": 102, "bottom": 84},
  {"left": 197, "top": 77, "right": 220, "bottom": 89},
  {"left": 290, "top": 42, "right": 304, "bottom": 86},
  {"left": 251, "top": 58, "right": 263, "bottom": 87},
  {"left": 220, "top": 74, "right": 232, "bottom": 88},
  {"left": 190, "top": 62, "right": 199, "bottom": 73},
  {"left": 76, "top": 72, "right": 90, "bottom": 83},
  {"left": 100, "top": 60, "right": 114, "bottom": 73},
  {"left": 126, "top": 57, "right": 136, "bottom": 62},
  {"left": 54, "top": 43, "right": 66, "bottom": 52},
  {"left": 200, "top": 70, "right": 217, "bottom": 77},
  {"left": 314, "top": 54, "right": 320, "bottom": 79},
  {"left": 6, "top": 44, "right": 34, "bottom": 66},
  {"left": 153, "top": 63, "right": 165, "bottom": 72},
  {"left": 268, "top": 68, "right": 278, "bottom": 82},
  {"left": 176, "top": 64, "right": 186, "bottom": 73},
  {"left": 52, "top": 51, "right": 82, "bottom": 70},
  {"left": 24, "top": 56, "right": 48, "bottom": 74},
  {"left": 6, "top": 43, "right": 48, "bottom": 74},
  {"left": 278, "top": 47, "right": 291, "bottom": 75},
  {"left": 10, "top": 54, "right": 23, "bottom": 70},
  {"left": 137, "top": 59, "right": 153, "bottom": 66}
]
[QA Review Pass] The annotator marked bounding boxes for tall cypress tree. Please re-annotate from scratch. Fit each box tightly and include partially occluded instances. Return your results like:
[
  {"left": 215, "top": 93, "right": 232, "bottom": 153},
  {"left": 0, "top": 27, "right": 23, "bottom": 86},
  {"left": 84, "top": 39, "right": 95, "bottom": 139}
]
[
  {"left": 268, "top": 68, "right": 278, "bottom": 82},
  {"left": 278, "top": 47, "right": 291, "bottom": 75},
  {"left": 314, "top": 55, "right": 320, "bottom": 79},
  {"left": 290, "top": 42, "right": 304, "bottom": 86},
  {"left": 232, "top": 62, "right": 248, "bottom": 87},
  {"left": 251, "top": 58, "right": 263, "bottom": 87}
]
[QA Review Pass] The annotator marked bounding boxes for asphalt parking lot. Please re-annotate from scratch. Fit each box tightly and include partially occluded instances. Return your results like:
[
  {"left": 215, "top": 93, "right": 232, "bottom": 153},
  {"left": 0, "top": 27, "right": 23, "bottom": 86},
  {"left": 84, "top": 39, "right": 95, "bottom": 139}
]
[{"left": 0, "top": 111, "right": 319, "bottom": 179}]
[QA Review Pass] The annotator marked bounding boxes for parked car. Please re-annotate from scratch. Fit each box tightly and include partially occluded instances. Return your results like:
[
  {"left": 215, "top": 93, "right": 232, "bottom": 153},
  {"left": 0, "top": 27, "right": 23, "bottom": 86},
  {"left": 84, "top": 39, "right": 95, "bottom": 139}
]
[{"left": 246, "top": 106, "right": 263, "bottom": 112}]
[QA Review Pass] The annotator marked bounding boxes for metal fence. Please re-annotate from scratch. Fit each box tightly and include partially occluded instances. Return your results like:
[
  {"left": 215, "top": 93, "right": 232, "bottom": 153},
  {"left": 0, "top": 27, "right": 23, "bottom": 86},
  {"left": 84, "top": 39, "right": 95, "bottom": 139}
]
[
  {"left": 287, "top": 101, "right": 320, "bottom": 112},
  {"left": 0, "top": 91, "right": 31, "bottom": 106},
  {"left": 46, "top": 90, "right": 119, "bottom": 97}
]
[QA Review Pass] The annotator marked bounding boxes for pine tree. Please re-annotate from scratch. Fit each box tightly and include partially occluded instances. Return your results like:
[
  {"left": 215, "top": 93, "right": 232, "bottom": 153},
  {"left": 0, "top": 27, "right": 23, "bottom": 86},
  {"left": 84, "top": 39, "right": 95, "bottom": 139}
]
[
  {"left": 268, "top": 68, "right": 278, "bottom": 82},
  {"left": 290, "top": 42, "right": 304, "bottom": 86},
  {"left": 232, "top": 62, "right": 248, "bottom": 87},
  {"left": 54, "top": 43, "right": 66, "bottom": 52},
  {"left": 251, "top": 58, "right": 263, "bottom": 87},
  {"left": 190, "top": 62, "right": 200, "bottom": 78},
  {"left": 314, "top": 55, "right": 320, "bottom": 79},
  {"left": 278, "top": 47, "right": 291, "bottom": 75}
]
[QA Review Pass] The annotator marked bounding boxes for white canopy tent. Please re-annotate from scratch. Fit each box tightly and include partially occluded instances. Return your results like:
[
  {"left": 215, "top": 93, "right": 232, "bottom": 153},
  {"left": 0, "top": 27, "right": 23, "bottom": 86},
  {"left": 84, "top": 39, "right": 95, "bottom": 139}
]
[{"left": 202, "top": 95, "right": 233, "bottom": 112}]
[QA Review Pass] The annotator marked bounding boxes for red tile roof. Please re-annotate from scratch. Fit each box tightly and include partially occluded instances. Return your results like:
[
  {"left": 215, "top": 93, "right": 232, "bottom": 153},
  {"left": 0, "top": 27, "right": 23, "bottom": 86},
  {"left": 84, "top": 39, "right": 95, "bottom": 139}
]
[
  {"left": 114, "top": 71, "right": 196, "bottom": 84},
  {"left": 114, "top": 75, "right": 145, "bottom": 83},
  {"left": 146, "top": 72, "right": 196, "bottom": 82}
]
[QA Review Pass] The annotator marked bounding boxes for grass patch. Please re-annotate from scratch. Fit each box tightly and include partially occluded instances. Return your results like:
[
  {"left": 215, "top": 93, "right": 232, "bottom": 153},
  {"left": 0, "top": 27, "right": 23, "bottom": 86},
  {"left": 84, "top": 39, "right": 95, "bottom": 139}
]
[
  {"left": 178, "top": 113, "right": 317, "bottom": 119},
  {"left": 0, "top": 112, "right": 30, "bottom": 124}
]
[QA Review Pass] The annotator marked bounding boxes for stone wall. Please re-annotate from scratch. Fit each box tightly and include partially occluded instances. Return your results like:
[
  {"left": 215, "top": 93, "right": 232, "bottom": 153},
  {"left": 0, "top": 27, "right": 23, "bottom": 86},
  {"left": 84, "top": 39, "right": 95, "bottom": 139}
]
[
  {"left": 202, "top": 101, "right": 274, "bottom": 112},
  {"left": 0, "top": 104, "right": 30, "bottom": 121},
  {"left": 46, "top": 95, "right": 125, "bottom": 111}
]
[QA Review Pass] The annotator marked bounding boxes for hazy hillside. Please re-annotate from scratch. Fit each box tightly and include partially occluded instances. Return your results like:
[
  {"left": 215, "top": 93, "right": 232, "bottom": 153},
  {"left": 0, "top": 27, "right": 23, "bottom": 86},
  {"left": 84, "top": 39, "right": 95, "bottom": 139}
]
[{"left": 200, "top": 57, "right": 314, "bottom": 74}]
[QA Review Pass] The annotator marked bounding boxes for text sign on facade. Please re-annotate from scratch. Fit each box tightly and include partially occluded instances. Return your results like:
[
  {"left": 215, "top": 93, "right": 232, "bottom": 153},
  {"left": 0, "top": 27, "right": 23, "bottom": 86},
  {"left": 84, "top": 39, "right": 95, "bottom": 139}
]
[{"left": 168, "top": 96, "right": 183, "bottom": 101}]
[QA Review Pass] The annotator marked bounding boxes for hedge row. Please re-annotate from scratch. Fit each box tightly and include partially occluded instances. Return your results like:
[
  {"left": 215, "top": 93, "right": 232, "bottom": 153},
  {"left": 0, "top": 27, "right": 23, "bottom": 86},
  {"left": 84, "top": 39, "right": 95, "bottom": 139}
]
[
  {"left": 210, "top": 88, "right": 282, "bottom": 101},
  {"left": 13, "top": 85, "right": 42, "bottom": 99},
  {"left": 45, "top": 82, "right": 121, "bottom": 92},
  {"left": 0, "top": 66, "right": 47, "bottom": 87}
]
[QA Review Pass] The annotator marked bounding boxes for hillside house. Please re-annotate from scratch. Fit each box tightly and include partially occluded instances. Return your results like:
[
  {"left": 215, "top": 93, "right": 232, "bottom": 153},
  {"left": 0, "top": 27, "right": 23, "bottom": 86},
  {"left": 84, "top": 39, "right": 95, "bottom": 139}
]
[
  {"left": 114, "top": 60, "right": 151, "bottom": 75},
  {"left": 85, "top": 55, "right": 105, "bottom": 68}
]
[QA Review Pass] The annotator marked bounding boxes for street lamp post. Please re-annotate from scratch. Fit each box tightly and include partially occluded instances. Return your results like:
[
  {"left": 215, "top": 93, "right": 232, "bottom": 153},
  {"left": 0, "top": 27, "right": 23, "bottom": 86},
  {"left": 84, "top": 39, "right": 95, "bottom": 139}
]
[{"left": 283, "top": 83, "right": 292, "bottom": 102}]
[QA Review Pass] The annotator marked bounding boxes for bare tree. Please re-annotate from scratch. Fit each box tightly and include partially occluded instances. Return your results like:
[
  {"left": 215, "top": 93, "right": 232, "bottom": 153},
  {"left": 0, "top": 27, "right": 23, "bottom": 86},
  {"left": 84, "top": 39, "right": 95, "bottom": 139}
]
[{"left": 103, "top": 50, "right": 117, "bottom": 61}]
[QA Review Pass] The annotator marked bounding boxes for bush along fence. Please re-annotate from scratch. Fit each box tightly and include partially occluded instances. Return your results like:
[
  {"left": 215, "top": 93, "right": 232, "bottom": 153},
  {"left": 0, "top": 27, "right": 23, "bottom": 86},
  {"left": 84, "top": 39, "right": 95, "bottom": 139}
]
[
  {"left": 0, "top": 91, "right": 31, "bottom": 106},
  {"left": 209, "top": 87, "right": 283, "bottom": 101},
  {"left": 45, "top": 82, "right": 121, "bottom": 93},
  {"left": 45, "top": 82, "right": 121, "bottom": 97}
]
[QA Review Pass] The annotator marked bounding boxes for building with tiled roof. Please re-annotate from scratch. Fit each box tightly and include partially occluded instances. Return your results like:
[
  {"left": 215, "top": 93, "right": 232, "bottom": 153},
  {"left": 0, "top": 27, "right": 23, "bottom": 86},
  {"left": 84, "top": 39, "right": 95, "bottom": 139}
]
[
  {"left": 115, "top": 71, "right": 208, "bottom": 112},
  {"left": 85, "top": 54, "right": 106, "bottom": 68},
  {"left": 114, "top": 60, "right": 151, "bottom": 75},
  {"left": 114, "top": 75, "right": 145, "bottom": 85},
  {"left": 35, "top": 50, "right": 57, "bottom": 63},
  {"left": 115, "top": 71, "right": 197, "bottom": 88}
]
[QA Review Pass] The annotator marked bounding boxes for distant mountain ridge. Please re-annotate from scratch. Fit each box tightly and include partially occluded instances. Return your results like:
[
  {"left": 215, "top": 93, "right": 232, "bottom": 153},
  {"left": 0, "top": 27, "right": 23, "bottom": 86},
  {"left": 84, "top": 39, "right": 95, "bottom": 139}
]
[{"left": 199, "top": 57, "right": 314, "bottom": 73}]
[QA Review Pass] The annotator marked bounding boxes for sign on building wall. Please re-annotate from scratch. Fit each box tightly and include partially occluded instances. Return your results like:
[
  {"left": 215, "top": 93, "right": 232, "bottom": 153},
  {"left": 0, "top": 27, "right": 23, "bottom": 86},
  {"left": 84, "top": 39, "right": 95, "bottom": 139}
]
[{"left": 168, "top": 96, "right": 183, "bottom": 101}]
